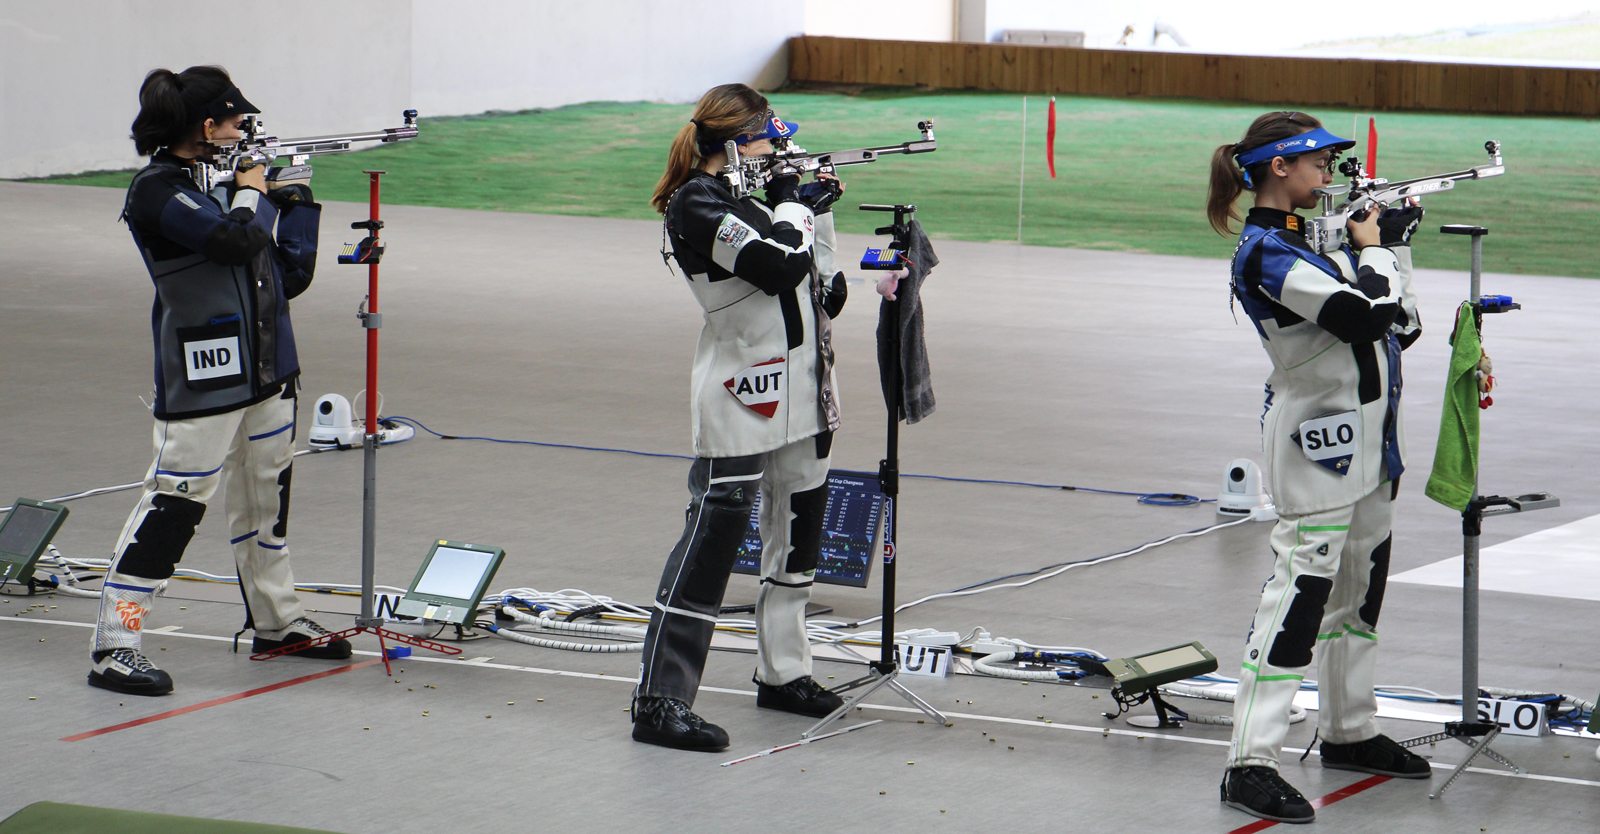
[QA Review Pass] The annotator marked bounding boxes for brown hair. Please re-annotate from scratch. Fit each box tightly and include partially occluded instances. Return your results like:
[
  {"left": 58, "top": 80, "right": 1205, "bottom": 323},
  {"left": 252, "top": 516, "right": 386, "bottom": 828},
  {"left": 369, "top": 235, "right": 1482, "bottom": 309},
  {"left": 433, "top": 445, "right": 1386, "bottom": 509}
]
[
  {"left": 1206, "top": 111, "right": 1324, "bottom": 236},
  {"left": 650, "top": 83, "right": 769, "bottom": 214}
]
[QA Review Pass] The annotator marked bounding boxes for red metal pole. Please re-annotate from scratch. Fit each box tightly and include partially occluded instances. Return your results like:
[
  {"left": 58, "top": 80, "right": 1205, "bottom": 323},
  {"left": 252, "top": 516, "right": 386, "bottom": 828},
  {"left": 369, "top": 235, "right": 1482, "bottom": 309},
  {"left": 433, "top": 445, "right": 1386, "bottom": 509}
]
[{"left": 364, "top": 171, "right": 383, "bottom": 431}]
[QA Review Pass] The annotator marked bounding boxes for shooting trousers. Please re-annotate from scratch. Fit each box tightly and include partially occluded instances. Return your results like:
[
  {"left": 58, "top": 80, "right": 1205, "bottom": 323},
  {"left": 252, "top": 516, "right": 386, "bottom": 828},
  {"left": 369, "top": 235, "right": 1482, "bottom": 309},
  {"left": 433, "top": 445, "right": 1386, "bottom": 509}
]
[{"left": 1228, "top": 486, "right": 1396, "bottom": 768}]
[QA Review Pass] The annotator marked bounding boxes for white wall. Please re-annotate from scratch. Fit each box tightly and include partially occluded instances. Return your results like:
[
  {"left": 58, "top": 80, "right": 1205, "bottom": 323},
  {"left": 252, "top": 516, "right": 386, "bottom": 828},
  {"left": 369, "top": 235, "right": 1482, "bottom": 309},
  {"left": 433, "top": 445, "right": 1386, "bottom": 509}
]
[
  {"left": 410, "top": 0, "right": 802, "bottom": 117},
  {"left": 0, "top": 0, "right": 411, "bottom": 179},
  {"left": 1, "top": 0, "right": 802, "bottom": 178},
  {"left": 804, "top": 0, "right": 956, "bottom": 42}
]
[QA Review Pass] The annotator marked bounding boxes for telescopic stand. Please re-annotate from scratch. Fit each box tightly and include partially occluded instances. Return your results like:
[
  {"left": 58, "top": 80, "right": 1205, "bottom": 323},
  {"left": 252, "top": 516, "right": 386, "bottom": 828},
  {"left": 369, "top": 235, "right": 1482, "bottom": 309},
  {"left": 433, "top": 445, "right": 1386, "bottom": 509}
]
[
  {"left": 803, "top": 204, "right": 948, "bottom": 739},
  {"left": 252, "top": 170, "right": 460, "bottom": 675},
  {"left": 1397, "top": 225, "right": 1557, "bottom": 798}
]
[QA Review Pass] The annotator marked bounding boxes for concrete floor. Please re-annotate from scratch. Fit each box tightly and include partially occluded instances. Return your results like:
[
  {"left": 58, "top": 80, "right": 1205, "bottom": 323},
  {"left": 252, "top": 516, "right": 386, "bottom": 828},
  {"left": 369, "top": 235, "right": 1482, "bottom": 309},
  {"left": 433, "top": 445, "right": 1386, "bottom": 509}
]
[{"left": 2, "top": 181, "right": 1597, "bottom": 832}]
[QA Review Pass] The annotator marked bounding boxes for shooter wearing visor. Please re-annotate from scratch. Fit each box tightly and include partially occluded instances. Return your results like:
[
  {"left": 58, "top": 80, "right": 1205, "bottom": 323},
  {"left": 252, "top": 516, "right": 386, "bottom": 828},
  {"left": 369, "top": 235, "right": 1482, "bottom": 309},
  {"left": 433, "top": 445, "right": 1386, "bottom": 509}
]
[
  {"left": 635, "top": 84, "right": 851, "bottom": 751},
  {"left": 1207, "top": 112, "right": 1430, "bottom": 824},
  {"left": 89, "top": 65, "right": 346, "bottom": 697}
]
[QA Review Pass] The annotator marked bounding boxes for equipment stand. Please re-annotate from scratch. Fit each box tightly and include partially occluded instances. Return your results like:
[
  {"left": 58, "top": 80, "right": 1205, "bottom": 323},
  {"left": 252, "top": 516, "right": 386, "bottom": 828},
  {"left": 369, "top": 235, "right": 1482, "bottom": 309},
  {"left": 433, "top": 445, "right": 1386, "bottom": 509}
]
[
  {"left": 1397, "top": 225, "right": 1556, "bottom": 798},
  {"left": 253, "top": 170, "right": 460, "bottom": 675},
  {"left": 803, "top": 204, "right": 947, "bottom": 739}
]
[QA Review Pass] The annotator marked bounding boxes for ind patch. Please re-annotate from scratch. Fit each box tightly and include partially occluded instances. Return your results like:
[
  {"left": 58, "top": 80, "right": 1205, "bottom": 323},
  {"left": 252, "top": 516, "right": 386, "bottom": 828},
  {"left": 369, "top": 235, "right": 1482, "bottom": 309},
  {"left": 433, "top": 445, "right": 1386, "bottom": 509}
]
[
  {"left": 184, "top": 335, "right": 242, "bottom": 382},
  {"left": 1296, "top": 410, "right": 1358, "bottom": 475},
  {"left": 715, "top": 214, "right": 753, "bottom": 249},
  {"left": 724, "top": 357, "right": 785, "bottom": 418}
]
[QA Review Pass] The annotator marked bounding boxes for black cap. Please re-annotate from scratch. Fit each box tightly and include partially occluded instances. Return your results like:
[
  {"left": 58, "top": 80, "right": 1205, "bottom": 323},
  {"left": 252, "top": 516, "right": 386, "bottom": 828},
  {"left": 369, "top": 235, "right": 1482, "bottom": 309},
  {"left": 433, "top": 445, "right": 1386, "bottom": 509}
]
[{"left": 188, "top": 85, "right": 259, "bottom": 124}]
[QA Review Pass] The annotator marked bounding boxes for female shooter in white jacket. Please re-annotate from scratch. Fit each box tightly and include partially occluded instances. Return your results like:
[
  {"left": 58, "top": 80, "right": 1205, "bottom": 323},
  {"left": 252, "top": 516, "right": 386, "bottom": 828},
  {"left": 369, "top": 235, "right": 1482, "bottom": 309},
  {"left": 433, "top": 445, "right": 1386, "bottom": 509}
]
[
  {"left": 633, "top": 84, "right": 850, "bottom": 751},
  {"left": 1208, "top": 111, "right": 1431, "bottom": 825}
]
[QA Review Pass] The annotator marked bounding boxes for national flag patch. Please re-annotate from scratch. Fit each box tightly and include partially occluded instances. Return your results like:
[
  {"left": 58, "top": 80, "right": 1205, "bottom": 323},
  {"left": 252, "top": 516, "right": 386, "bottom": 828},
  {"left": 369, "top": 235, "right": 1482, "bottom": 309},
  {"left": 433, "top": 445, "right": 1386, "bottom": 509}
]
[{"left": 724, "top": 358, "right": 786, "bottom": 418}]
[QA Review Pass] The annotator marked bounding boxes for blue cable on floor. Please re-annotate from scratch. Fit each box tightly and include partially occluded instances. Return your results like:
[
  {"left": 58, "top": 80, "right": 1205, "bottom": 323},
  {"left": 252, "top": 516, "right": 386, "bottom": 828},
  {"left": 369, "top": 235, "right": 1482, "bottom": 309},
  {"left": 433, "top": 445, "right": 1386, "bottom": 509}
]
[{"left": 382, "top": 415, "right": 1210, "bottom": 505}]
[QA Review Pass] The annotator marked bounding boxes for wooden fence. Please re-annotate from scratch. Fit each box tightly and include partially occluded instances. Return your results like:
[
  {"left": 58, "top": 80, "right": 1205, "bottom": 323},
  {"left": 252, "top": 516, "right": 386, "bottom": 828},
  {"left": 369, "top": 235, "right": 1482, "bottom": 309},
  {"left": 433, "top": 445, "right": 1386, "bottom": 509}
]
[{"left": 788, "top": 36, "right": 1600, "bottom": 117}]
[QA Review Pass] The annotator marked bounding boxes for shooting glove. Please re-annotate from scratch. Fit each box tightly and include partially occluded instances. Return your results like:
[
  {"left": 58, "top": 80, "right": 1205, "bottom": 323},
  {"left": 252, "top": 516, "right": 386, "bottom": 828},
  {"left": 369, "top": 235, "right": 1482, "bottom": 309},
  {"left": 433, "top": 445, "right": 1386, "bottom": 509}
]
[
  {"left": 267, "top": 183, "right": 318, "bottom": 210},
  {"left": 765, "top": 173, "right": 802, "bottom": 206},
  {"left": 798, "top": 179, "right": 843, "bottom": 214},
  {"left": 820, "top": 271, "right": 848, "bottom": 318},
  {"left": 1378, "top": 205, "right": 1426, "bottom": 246}
]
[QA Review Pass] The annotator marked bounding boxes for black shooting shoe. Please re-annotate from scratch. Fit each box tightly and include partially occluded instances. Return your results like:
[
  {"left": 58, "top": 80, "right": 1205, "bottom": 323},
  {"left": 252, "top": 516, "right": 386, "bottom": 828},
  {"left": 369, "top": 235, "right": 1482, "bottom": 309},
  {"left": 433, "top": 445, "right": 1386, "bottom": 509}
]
[
  {"left": 1221, "top": 766, "right": 1315, "bottom": 824},
  {"left": 631, "top": 696, "right": 730, "bottom": 751},
  {"left": 88, "top": 648, "right": 174, "bottom": 696},
  {"left": 1321, "top": 733, "right": 1432, "bottom": 778},
  {"left": 755, "top": 675, "right": 846, "bottom": 717},
  {"left": 251, "top": 617, "right": 353, "bottom": 659}
]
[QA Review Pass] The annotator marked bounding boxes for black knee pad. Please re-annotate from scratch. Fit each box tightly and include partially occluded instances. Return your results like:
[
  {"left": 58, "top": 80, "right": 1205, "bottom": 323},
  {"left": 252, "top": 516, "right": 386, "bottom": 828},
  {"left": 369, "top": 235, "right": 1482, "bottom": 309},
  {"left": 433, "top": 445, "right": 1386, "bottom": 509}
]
[
  {"left": 117, "top": 494, "right": 207, "bottom": 580},
  {"left": 1359, "top": 535, "right": 1392, "bottom": 628},
  {"left": 1267, "top": 574, "right": 1333, "bottom": 669},
  {"left": 272, "top": 463, "right": 292, "bottom": 539},
  {"left": 784, "top": 483, "right": 827, "bottom": 574},
  {"left": 678, "top": 505, "right": 751, "bottom": 608}
]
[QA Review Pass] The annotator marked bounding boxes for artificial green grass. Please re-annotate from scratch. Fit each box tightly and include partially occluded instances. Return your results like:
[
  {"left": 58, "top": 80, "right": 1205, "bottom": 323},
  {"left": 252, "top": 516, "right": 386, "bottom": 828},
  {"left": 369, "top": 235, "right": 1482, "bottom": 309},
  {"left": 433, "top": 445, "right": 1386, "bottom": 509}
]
[{"left": 27, "top": 89, "right": 1600, "bottom": 277}]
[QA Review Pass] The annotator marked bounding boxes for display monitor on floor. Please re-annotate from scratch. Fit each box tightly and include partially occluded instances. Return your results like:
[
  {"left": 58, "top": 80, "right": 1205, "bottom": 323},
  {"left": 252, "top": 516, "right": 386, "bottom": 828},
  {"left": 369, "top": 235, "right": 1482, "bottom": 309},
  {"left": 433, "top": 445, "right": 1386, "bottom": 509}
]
[
  {"left": 0, "top": 499, "right": 70, "bottom": 587},
  {"left": 731, "top": 470, "right": 887, "bottom": 588},
  {"left": 395, "top": 540, "right": 505, "bottom": 624}
]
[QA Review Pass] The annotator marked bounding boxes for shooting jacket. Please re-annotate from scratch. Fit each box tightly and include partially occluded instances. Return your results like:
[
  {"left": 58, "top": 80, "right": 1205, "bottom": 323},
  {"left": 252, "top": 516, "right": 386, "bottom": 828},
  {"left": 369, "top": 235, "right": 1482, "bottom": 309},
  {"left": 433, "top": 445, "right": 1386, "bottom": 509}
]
[
  {"left": 123, "top": 152, "right": 319, "bottom": 419},
  {"left": 1231, "top": 207, "right": 1422, "bottom": 516},
  {"left": 665, "top": 171, "right": 840, "bottom": 458}
]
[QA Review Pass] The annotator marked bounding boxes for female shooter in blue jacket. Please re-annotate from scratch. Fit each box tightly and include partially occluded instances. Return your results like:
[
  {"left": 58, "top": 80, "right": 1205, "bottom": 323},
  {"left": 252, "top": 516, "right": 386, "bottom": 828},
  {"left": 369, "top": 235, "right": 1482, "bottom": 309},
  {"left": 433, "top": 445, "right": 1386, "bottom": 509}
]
[
  {"left": 89, "top": 65, "right": 347, "bottom": 697},
  {"left": 1207, "top": 111, "right": 1431, "bottom": 825}
]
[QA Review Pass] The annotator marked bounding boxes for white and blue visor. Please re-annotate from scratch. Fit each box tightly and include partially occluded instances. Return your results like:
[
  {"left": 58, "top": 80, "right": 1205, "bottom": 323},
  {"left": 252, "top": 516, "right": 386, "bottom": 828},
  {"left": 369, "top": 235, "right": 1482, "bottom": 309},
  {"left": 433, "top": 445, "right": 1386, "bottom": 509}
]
[
  {"left": 1234, "top": 127, "right": 1355, "bottom": 184},
  {"left": 737, "top": 111, "right": 799, "bottom": 145}
]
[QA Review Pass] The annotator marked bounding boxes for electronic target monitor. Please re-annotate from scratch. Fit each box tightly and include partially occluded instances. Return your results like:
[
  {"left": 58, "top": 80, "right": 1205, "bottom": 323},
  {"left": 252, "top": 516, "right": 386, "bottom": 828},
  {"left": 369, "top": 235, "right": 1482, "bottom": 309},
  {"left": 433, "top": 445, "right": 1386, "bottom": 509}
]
[
  {"left": 395, "top": 540, "right": 506, "bottom": 624},
  {"left": 731, "top": 469, "right": 889, "bottom": 588},
  {"left": 0, "top": 499, "right": 70, "bottom": 586}
]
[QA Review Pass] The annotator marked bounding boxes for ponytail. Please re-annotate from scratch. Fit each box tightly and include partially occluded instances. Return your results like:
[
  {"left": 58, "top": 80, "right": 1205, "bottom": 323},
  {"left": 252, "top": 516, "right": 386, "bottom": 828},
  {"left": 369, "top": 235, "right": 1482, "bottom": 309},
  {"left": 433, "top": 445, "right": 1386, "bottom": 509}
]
[
  {"left": 130, "top": 65, "right": 236, "bottom": 157},
  {"left": 652, "top": 122, "right": 704, "bottom": 214},
  {"left": 1204, "top": 110, "right": 1327, "bottom": 236},
  {"left": 650, "top": 83, "right": 769, "bottom": 214},
  {"left": 1206, "top": 142, "right": 1247, "bottom": 236}
]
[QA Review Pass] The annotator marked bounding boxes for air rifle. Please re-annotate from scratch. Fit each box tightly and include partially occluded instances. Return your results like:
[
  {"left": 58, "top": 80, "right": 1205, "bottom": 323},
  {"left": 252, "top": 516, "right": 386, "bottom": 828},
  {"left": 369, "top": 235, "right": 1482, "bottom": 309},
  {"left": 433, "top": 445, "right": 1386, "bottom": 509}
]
[
  {"left": 1307, "top": 140, "right": 1504, "bottom": 254},
  {"left": 193, "top": 109, "right": 420, "bottom": 192},
  {"left": 719, "top": 119, "right": 937, "bottom": 199}
]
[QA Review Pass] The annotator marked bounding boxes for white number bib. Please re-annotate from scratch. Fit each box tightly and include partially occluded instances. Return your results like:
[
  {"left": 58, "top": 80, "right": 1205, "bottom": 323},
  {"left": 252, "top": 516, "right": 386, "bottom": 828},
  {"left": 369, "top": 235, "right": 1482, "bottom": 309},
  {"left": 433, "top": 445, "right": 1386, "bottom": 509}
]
[
  {"left": 185, "top": 336, "right": 242, "bottom": 382},
  {"left": 1298, "top": 411, "right": 1359, "bottom": 476}
]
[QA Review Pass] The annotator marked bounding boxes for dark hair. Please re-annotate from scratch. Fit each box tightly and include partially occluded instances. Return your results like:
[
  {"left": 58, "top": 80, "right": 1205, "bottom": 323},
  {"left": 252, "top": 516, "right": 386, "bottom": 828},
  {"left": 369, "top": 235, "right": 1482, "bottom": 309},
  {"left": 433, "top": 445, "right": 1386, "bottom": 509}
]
[
  {"left": 1206, "top": 111, "right": 1324, "bottom": 236},
  {"left": 650, "top": 83, "right": 769, "bottom": 214},
  {"left": 130, "top": 65, "right": 235, "bottom": 156}
]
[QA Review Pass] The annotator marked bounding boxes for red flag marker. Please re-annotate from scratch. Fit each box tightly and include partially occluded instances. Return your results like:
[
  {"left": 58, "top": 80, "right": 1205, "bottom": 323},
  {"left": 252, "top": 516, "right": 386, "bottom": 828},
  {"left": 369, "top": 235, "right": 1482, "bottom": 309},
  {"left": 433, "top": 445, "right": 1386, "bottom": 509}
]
[
  {"left": 1046, "top": 97, "right": 1058, "bottom": 178},
  {"left": 1365, "top": 117, "right": 1378, "bottom": 177}
]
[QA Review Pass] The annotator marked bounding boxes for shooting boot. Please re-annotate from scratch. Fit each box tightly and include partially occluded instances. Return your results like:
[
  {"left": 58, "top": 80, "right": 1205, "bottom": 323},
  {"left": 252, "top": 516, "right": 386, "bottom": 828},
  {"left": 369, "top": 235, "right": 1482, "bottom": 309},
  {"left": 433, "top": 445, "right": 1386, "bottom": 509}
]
[
  {"left": 755, "top": 675, "right": 845, "bottom": 718},
  {"left": 252, "top": 617, "right": 353, "bottom": 659},
  {"left": 88, "top": 648, "right": 174, "bottom": 696},
  {"left": 631, "top": 696, "right": 730, "bottom": 752},
  {"left": 1221, "top": 766, "right": 1314, "bottom": 824},
  {"left": 1321, "top": 733, "right": 1432, "bottom": 778}
]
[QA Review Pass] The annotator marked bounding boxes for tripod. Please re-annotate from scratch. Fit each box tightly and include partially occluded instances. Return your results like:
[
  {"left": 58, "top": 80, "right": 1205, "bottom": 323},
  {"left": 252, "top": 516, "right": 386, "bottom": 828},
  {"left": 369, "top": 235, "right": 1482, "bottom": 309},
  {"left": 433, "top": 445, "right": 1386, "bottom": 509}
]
[
  {"left": 1397, "top": 224, "right": 1558, "bottom": 798},
  {"left": 252, "top": 171, "right": 460, "bottom": 675},
  {"left": 803, "top": 204, "right": 948, "bottom": 739}
]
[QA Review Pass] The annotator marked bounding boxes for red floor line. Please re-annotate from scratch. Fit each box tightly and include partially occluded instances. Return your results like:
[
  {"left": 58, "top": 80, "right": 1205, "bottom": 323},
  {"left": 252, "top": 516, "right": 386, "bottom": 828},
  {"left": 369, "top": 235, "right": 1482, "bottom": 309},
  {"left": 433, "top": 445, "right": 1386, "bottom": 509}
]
[
  {"left": 61, "top": 658, "right": 383, "bottom": 742},
  {"left": 1226, "top": 775, "right": 1392, "bottom": 833}
]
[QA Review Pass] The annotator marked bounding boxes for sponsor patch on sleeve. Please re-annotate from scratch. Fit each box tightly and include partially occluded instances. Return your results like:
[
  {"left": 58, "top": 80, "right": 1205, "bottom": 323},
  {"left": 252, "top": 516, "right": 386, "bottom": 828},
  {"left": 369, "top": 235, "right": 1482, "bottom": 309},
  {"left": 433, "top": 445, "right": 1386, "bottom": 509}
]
[{"left": 716, "top": 214, "right": 753, "bottom": 249}]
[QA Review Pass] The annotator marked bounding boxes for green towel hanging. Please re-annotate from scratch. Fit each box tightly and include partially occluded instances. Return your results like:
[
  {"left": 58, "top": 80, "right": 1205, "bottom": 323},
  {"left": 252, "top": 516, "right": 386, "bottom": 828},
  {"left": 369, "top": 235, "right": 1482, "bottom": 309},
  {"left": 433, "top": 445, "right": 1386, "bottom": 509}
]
[{"left": 1425, "top": 302, "right": 1482, "bottom": 512}]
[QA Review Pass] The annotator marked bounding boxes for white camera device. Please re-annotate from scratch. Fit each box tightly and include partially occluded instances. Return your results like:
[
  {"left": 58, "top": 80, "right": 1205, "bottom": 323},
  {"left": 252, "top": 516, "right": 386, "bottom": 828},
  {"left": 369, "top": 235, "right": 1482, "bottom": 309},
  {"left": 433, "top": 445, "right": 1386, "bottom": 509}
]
[
  {"left": 1217, "top": 459, "right": 1277, "bottom": 522},
  {"left": 308, "top": 393, "right": 414, "bottom": 449}
]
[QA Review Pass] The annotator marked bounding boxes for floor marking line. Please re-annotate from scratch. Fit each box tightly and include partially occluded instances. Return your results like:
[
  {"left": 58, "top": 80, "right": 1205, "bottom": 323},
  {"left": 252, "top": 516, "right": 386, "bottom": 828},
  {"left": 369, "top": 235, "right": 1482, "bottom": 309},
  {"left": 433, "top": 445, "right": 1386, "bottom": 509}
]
[
  {"left": 14, "top": 616, "right": 1600, "bottom": 790},
  {"left": 1226, "top": 775, "right": 1391, "bottom": 833},
  {"left": 61, "top": 658, "right": 383, "bottom": 742}
]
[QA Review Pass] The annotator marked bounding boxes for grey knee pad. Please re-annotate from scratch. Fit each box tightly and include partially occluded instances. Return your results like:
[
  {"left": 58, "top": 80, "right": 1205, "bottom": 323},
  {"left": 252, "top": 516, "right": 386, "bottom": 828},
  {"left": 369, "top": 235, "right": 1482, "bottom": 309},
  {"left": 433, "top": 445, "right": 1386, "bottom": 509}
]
[
  {"left": 117, "top": 494, "right": 206, "bottom": 580},
  {"left": 1267, "top": 574, "right": 1333, "bottom": 669}
]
